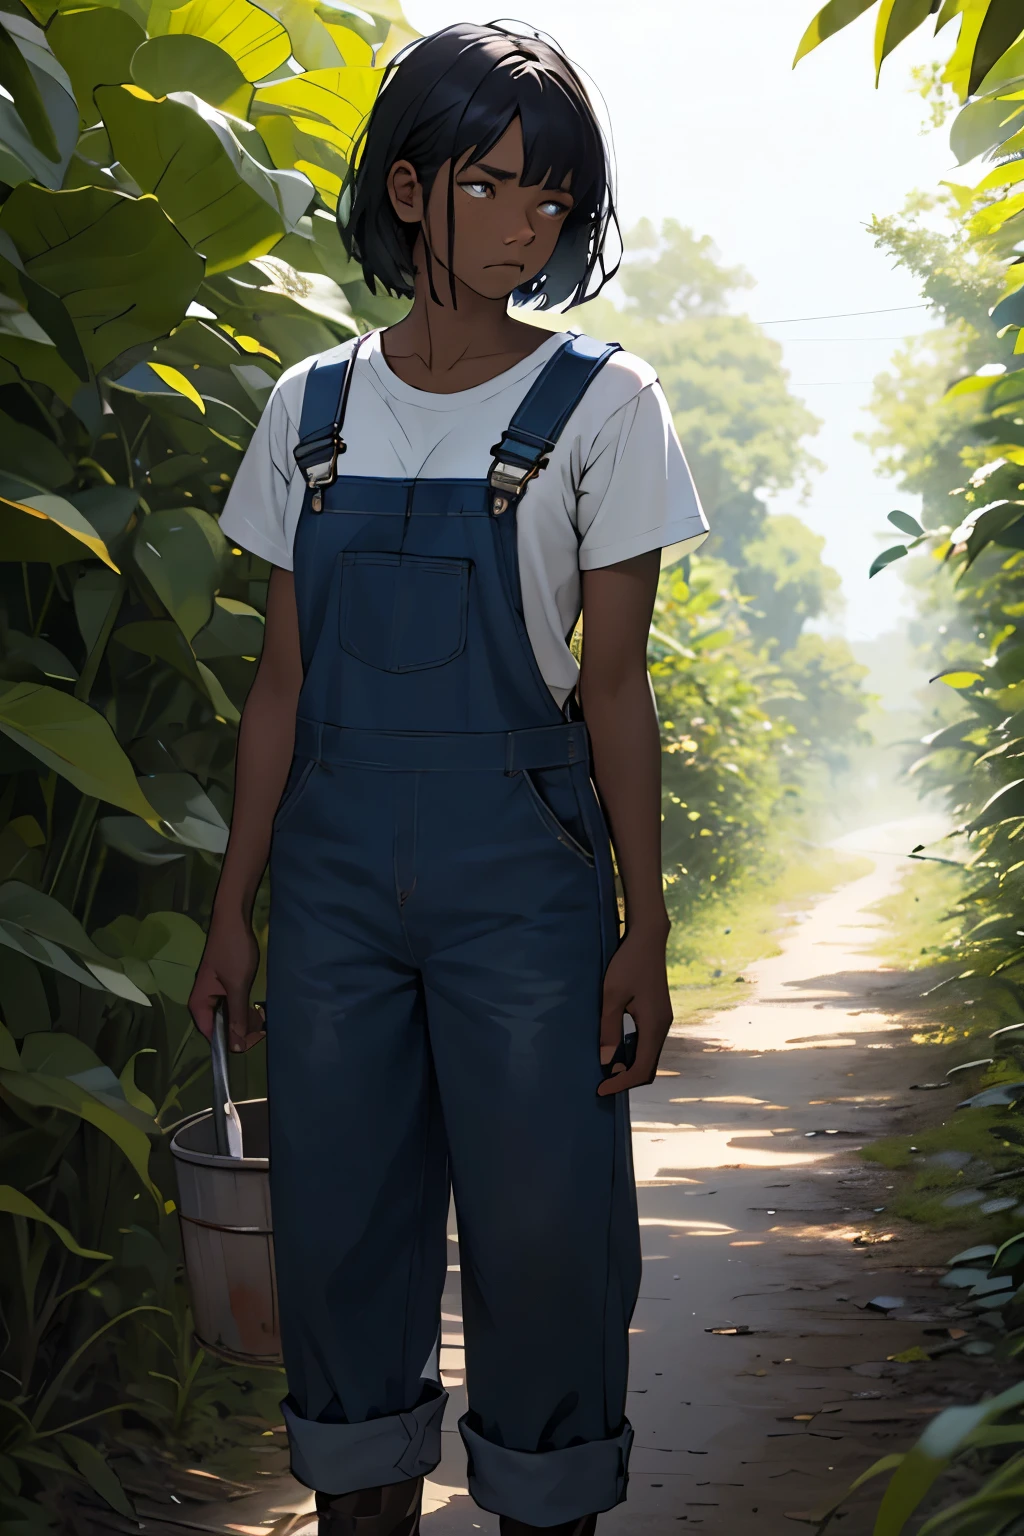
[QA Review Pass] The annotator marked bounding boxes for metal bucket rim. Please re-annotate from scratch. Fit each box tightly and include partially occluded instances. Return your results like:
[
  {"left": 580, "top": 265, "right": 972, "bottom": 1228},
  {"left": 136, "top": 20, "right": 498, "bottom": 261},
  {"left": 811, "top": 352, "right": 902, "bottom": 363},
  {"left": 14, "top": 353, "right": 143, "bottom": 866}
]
[
  {"left": 169, "top": 1097, "right": 269, "bottom": 1170},
  {"left": 192, "top": 1330, "right": 283, "bottom": 1369}
]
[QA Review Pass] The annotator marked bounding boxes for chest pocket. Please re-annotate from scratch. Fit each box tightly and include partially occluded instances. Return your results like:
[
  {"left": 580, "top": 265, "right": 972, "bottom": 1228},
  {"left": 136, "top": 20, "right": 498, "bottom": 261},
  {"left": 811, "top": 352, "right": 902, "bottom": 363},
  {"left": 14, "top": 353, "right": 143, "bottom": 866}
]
[{"left": 338, "top": 551, "right": 471, "bottom": 673}]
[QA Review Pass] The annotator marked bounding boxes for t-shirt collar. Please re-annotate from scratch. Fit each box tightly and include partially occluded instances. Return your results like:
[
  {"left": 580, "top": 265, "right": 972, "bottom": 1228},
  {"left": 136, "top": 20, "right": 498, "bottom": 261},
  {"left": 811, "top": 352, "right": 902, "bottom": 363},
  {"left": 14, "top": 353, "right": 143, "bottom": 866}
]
[{"left": 362, "top": 328, "right": 567, "bottom": 411}]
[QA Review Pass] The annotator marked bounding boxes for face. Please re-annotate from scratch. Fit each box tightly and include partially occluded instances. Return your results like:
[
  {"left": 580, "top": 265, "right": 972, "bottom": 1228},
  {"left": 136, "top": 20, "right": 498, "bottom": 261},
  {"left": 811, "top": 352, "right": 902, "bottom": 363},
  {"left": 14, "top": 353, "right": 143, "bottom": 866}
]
[{"left": 387, "top": 117, "right": 574, "bottom": 302}]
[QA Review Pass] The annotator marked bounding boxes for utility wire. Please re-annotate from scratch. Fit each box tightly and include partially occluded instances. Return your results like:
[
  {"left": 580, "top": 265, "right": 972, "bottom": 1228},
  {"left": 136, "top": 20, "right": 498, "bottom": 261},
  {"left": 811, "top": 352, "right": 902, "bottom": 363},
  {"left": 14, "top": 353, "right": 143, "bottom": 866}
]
[{"left": 754, "top": 302, "right": 931, "bottom": 324}]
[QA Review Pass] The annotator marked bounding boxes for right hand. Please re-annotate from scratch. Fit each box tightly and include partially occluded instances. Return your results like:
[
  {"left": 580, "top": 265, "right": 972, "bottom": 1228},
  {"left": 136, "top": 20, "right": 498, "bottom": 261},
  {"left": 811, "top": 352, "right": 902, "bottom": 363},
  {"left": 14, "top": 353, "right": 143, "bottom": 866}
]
[{"left": 188, "top": 915, "right": 265, "bottom": 1053}]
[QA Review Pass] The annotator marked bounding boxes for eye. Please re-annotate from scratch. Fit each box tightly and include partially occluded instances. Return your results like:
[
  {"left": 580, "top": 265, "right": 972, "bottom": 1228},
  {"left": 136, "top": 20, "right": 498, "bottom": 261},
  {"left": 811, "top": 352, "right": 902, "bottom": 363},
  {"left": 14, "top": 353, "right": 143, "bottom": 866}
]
[
  {"left": 538, "top": 199, "right": 570, "bottom": 218},
  {"left": 459, "top": 180, "right": 493, "bottom": 199}
]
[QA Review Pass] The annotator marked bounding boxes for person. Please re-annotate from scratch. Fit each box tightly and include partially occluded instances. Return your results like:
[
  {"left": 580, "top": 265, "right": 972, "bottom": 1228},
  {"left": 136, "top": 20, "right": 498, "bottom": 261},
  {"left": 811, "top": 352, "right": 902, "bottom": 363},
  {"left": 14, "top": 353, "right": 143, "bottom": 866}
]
[{"left": 189, "top": 19, "right": 708, "bottom": 1536}]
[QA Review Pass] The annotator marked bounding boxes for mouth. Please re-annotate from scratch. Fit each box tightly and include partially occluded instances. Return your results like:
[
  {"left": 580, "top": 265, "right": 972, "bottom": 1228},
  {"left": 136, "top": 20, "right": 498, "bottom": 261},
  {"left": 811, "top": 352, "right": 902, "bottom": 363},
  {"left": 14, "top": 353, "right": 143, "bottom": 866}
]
[{"left": 484, "top": 261, "right": 525, "bottom": 271}]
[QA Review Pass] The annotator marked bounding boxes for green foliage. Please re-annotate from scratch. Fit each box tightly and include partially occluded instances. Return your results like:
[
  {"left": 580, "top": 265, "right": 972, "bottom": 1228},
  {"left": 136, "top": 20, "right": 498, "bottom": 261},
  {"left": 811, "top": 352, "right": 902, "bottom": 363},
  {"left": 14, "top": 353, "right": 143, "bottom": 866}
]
[
  {"left": 595, "top": 220, "right": 870, "bottom": 934},
  {"left": 652, "top": 559, "right": 794, "bottom": 914},
  {"left": 797, "top": 3, "right": 1024, "bottom": 1530},
  {"left": 0, "top": 0, "right": 410, "bottom": 1526}
]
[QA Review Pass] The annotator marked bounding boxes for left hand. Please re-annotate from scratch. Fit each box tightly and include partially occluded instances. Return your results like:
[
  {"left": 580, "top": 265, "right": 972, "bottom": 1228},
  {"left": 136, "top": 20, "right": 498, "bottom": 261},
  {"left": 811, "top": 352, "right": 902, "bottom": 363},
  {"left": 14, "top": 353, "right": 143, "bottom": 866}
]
[{"left": 596, "top": 924, "right": 673, "bottom": 1096}]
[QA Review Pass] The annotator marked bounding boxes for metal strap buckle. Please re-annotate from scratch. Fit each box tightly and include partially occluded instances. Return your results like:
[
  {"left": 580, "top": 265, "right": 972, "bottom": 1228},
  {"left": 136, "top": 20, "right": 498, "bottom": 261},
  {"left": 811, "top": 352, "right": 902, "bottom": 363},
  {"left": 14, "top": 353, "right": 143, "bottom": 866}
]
[
  {"left": 487, "top": 452, "right": 549, "bottom": 515},
  {"left": 301, "top": 428, "right": 346, "bottom": 511}
]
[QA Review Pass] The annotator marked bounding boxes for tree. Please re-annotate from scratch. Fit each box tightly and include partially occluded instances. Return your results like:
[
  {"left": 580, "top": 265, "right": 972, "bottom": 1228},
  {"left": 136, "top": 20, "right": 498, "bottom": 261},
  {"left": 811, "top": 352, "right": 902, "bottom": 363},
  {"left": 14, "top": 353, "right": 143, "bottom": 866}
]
[
  {"left": 582, "top": 220, "right": 872, "bottom": 919},
  {"left": 588, "top": 219, "right": 821, "bottom": 567}
]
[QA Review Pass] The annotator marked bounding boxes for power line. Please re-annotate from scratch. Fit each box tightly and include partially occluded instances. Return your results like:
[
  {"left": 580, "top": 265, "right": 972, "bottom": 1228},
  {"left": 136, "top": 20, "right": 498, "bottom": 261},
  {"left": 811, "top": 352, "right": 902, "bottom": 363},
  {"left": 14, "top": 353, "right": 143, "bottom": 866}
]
[
  {"left": 755, "top": 302, "right": 931, "bottom": 325},
  {"left": 782, "top": 335, "right": 917, "bottom": 342}
]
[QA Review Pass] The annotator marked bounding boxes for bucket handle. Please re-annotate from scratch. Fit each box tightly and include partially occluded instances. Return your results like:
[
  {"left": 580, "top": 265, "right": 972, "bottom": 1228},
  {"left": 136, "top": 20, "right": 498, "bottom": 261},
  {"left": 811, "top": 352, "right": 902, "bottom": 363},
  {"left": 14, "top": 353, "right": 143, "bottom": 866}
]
[{"left": 211, "top": 999, "right": 245, "bottom": 1159}]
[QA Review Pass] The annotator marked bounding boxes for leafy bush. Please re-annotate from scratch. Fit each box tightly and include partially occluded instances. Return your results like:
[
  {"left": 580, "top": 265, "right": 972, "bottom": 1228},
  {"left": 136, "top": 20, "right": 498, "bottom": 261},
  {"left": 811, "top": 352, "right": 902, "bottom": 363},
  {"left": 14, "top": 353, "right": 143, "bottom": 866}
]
[
  {"left": 0, "top": 0, "right": 410, "bottom": 1525},
  {"left": 790, "top": 1, "right": 1024, "bottom": 1530}
]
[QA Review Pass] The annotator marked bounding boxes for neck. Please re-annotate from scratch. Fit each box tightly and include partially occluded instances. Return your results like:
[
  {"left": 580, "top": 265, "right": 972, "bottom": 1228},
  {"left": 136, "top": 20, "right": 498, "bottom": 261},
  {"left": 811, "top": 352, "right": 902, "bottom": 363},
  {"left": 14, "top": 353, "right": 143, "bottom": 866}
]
[{"left": 384, "top": 236, "right": 525, "bottom": 378}]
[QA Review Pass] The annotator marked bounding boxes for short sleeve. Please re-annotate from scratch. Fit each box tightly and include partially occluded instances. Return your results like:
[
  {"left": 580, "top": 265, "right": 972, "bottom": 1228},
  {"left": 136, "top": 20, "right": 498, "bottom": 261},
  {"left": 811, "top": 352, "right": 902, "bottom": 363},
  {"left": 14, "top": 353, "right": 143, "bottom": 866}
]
[
  {"left": 576, "top": 381, "right": 709, "bottom": 570},
  {"left": 218, "top": 378, "right": 298, "bottom": 570}
]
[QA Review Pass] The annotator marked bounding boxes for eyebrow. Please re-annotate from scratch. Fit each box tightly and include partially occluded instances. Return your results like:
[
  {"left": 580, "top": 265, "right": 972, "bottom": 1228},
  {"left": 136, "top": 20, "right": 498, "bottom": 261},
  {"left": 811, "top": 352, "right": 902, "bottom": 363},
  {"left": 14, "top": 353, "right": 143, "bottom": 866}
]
[{"left": 468, "top": 161, "right": 518, "bottom": 182}]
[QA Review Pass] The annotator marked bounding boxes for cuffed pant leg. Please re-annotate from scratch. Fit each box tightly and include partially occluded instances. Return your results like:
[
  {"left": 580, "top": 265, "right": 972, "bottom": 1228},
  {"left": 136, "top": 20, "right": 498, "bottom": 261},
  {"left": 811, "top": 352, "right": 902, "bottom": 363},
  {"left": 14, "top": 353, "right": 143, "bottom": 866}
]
[
  {"left": 267, "top": 766, "right": 450, "bottom": 1496},
  {"left": 459, "top": 1417, "right": 634, "bottom": 1526},
  {"left": 411, "top": 770, "right": 642, "bottom": 1523},
  {"left": 284, "top": 1384, "right": 448, "bottom": 1496}
]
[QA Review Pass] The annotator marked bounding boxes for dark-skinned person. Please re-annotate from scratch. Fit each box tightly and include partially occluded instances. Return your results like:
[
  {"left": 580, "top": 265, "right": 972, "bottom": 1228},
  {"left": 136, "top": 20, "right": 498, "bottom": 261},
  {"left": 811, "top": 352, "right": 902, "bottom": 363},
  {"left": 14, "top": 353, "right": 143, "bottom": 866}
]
[{"left": 188, "top": 21, "right": 709, "bottom": 1536}]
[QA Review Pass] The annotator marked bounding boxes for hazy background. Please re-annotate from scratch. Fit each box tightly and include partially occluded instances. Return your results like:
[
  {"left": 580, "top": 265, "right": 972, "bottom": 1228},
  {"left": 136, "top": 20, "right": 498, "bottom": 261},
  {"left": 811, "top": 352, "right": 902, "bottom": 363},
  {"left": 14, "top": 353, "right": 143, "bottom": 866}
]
[{"left": 405, "top": 0, "right": 956, "bottom": 694}]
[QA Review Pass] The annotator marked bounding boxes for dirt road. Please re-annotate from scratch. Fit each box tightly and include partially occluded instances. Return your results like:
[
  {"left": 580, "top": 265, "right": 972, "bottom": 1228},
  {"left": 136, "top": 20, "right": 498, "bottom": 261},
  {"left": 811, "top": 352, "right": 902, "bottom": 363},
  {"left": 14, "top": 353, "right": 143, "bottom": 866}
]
[{"left": 197, "top": 816, "right": 990, "bottom": 1536}]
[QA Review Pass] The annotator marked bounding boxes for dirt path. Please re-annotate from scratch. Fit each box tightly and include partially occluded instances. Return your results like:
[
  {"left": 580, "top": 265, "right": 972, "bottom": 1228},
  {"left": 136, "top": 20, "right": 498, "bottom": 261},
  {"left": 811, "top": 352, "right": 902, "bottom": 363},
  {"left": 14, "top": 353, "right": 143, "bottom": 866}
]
[{"left": 193, "top": 816, "right": 986, "bottom": 1536}]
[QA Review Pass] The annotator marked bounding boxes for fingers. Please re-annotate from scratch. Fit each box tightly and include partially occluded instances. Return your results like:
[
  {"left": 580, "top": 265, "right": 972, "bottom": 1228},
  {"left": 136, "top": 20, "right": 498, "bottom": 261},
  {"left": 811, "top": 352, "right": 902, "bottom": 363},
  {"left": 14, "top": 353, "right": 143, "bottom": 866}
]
[
  {"left": 599, "top": 991, "right": 629, "bottom": 1066},
  {"left": 188, "top": 980, "right": 222, "bottom": 1043},
  {"left": 244, "top": 1002, "right": 267, "bottom": 1053},
  {"left": 597, "top": 1052, "right": 658, "bottom": 1097},
  {"left": 225, "top": 983, "right": 250, "bottom": 1052}
]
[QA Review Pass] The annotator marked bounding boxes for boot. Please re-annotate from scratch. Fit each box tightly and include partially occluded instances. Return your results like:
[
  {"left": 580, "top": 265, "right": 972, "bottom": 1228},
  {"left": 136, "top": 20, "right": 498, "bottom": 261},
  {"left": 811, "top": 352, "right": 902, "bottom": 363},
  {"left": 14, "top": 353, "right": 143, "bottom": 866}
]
[
  {"left": 498, "top": 1518, "right": 597, "bottom": 1536},
  {"left": 315, "top": 1476, "right": 423, "bottom": 1536}
]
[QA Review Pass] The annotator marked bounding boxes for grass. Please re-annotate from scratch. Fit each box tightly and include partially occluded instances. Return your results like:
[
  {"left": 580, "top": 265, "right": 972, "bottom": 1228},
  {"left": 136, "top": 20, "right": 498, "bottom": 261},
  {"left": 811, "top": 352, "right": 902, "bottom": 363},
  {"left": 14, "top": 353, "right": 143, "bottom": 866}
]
[
  {"left": 857, "top": 854, "right": 1024, "bottom": 1233},
  {"left": 867, "top": 856, "right": 967, "bottom": 973},
  {"left": 667, "top": 841, "right": 873, "bottom": 1022}
]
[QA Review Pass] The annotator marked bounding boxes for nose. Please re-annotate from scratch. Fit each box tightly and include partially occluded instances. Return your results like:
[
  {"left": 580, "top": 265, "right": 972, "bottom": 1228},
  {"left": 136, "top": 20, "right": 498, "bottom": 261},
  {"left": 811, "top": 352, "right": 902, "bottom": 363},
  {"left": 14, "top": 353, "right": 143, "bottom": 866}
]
[{"left": 503, "top": 213, "right": 536, "bottom": 248}]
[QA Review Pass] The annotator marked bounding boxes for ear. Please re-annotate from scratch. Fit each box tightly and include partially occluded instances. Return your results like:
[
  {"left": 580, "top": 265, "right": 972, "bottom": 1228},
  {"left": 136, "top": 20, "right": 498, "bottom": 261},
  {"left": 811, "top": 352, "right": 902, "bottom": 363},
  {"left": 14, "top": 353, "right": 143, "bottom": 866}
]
[{"left": 388, "top": 159, "right": 423, "bottom": 225}]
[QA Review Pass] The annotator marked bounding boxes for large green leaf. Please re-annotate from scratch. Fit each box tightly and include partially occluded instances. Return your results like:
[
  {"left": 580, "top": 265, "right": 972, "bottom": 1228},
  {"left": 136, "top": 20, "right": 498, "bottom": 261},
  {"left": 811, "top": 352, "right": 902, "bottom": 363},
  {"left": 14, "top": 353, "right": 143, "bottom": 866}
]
[
  {"left": 252, "top": 64, "right": 381, "bottom": 158},
  {"left": 969, "top": 0, "right": 1024, "bottom": 95},
  {"left": 132, "top": 506, "right": 226, "bottom": 641},
  {"left": 133, "top": 911, "right": 205, "bottom": 1003},
  {"left": 0, "top": 409, "right": 72, "bottom": 488},
  {"left": 99, "top": 814, "right": 185, "bottom": 866},
  {"left": 0, "top": 479, "right": 118, "bottom": 569},
  {"left": 0, "top": 227, "right": 89, "bottom": 380},
  {"left": 0, "top": 1067, "right": 160, "bottom": 1201},
  {"left": 0, "top": 880, "right": 98, "bottom": 958},
  {"left": 99, "top": 85, "right": 313, "bottom": 275},
  {"left": 114, "top": 618, "right": 241, "bottom": 721},
  {"left": 0, "top": 882, "right": 150, "bottom": 1003},
  {"left": 969, "top": 778, "right": 1024, "bottom": 832},
  {"left": 950, "top": 92, "right": 1024, "bottom": 164},
  {"left": 264, "top": 0, "right": 347, "bottom": 67},
  {"left": 193, "top": 595, "right": 264, "bottom": 659},
  {"left": 0, "top": 16, "right": 58, "bottom": 160},
  {"left": 0, "top": 681, "right": 160, "bottom": 826},
  {"left": 0, "top": 15, "right": 78, "bottom": 189},
  {"left": 2, "top": 630, "right": 78, "bottom": 683},
  {"left": 874, "top": 0, "right": 937, "bottom": 82},
  {"left": 149, "top": 0, "right": 291, "bottom": 82},
  {"left": 253, "top": 107, "right": 348, "bottom": 208},
  {"left": 56, "top": 1435, "right": 135, "bottom": 1520},
  {"left": 793, "top": 0, "right": 877, "bottom": 64},
  {"left": 873, "top": 1382, "right": 1024, "bottom": 1536},
  {"left": 90, "top": 911, "right": 204, "bottom": 1003},
  {"left": 0, "top": 183, "right": 204, "bottom": 371},
  {"left": 140, "top": 771, "right": 229, "bottom": 851},
  {"left": 0, "top": 917, "right": 111, "bottom": 992},
  {"left": 46, "top": 6, "right": 146, "bottom": 130},
  {"left": 130, "top": 34, "right": 252, "bottom": 115},
  {"left": 0, "top": 1183, "right": 110, "bottom": 1260}
]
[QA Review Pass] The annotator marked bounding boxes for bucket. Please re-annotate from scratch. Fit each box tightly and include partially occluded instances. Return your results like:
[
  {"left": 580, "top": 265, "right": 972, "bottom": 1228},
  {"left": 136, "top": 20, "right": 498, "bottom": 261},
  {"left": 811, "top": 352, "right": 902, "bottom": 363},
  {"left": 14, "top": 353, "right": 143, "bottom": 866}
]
[{"left": 169, "top": 1004, "right": 282, "bottom": 1366}]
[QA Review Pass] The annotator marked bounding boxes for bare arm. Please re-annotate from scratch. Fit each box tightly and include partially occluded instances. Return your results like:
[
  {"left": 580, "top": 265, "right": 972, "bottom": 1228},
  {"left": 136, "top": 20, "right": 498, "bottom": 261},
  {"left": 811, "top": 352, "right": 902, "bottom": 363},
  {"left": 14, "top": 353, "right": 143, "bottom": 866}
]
[
  {"left": 188, "top": 566, "right": 303, "bottom": 1048},
  {"left": 579, "top": 549, "right": 673, "bottom": 1096}
]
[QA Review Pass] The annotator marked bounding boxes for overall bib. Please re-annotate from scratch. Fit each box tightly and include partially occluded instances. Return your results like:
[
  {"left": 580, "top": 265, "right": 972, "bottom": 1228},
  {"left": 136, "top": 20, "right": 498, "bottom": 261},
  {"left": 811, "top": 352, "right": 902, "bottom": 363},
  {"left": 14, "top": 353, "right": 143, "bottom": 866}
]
[{"left": 265, "top": 332, "right": 642, "bottom": 1526}]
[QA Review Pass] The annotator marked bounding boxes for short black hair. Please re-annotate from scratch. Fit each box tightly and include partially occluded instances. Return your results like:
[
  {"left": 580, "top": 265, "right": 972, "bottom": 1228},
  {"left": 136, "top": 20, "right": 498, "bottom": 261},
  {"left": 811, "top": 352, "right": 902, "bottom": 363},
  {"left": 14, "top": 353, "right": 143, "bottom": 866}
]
[{"left": 338, "top": 20, "right": 619, "bottom": 310}]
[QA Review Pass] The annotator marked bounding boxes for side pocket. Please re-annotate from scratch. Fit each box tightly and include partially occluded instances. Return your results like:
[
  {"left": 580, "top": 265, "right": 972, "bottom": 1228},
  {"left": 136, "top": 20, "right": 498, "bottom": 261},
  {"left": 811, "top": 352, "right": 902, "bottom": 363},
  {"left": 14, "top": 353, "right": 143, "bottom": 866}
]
[
  {"left": 272, "top": 758, "right": 317, "bottom": 835},
  {"left": 519, "top": 768, "right": 595, "bottom": 867}
]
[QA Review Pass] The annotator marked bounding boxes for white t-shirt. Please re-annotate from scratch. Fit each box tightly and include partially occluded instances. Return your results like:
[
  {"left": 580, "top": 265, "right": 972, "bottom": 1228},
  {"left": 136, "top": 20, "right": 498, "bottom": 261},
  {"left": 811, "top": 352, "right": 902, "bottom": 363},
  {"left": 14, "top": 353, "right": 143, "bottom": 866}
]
[{"left": 219, "top": 329, "right": 708, "bottom": 707}]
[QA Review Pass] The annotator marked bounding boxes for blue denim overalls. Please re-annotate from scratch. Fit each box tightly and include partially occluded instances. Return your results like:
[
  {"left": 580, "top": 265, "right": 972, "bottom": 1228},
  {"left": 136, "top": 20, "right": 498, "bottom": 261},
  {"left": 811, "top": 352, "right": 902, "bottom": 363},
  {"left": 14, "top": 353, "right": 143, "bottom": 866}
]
[{"left": 265, "top": 332, "right": 642, "bottom": 1526}]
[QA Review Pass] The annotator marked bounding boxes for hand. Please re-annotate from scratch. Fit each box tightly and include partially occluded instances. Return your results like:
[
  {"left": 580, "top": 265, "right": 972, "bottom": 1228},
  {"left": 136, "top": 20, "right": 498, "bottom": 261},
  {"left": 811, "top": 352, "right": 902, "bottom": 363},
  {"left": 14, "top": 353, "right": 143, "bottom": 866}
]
[
  {"left": 596, "top": 924, "right": 673, "bottom": 1097},
  {"left": 188, "top": 914, "right": 265, "bottom": 1053}
]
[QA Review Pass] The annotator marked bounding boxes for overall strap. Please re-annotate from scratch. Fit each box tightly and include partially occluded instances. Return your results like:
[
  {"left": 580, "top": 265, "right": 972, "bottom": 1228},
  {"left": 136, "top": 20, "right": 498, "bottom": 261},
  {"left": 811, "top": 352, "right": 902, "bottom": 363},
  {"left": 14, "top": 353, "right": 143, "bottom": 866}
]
[
  {"left": 293, "top": 330, "right": 376, "bottom": 511},
  {"left": 488, "top": 332, "right": 622, "bottom": 514}
]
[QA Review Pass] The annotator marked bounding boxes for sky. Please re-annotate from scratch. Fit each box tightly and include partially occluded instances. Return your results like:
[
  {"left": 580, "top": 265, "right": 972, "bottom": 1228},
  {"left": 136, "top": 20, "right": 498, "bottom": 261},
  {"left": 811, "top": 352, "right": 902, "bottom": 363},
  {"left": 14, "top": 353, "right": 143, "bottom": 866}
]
[{"left": 403, "top": 0, "right": 961, "bottom": 642}]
